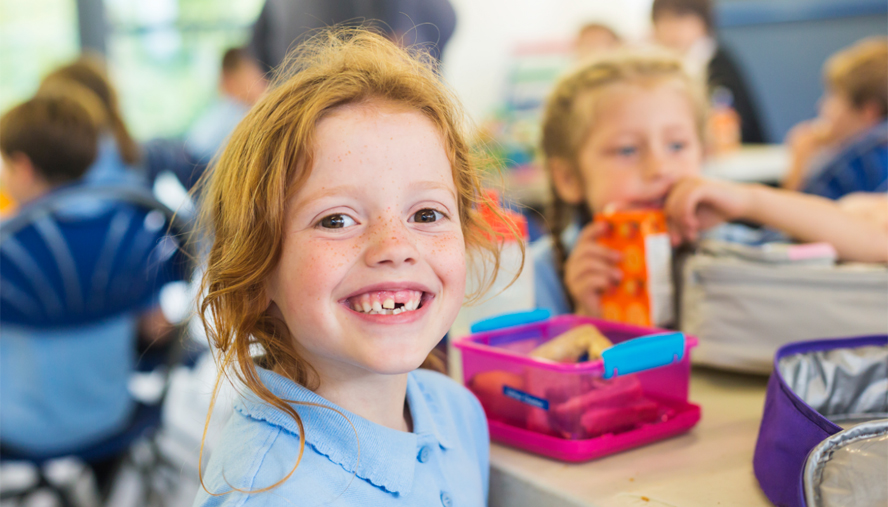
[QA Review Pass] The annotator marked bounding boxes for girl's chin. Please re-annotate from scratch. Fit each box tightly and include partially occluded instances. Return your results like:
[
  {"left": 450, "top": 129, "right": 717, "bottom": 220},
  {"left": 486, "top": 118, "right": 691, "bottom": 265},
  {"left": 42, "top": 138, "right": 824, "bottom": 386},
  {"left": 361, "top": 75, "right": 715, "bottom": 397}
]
[
  {"left": 363, "top": 358, "right": 430, "bottom": 376},
  {"left": 355, "top": 346, "right": 436, "bottom": 375}
]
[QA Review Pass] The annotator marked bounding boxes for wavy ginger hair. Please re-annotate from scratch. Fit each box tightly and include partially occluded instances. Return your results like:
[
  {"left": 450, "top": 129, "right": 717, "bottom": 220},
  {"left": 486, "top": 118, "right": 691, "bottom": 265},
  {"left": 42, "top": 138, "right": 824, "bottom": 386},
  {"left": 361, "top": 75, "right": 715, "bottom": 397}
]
[{"left": 196, "top": 28, "right": 515, "bottom": 495}]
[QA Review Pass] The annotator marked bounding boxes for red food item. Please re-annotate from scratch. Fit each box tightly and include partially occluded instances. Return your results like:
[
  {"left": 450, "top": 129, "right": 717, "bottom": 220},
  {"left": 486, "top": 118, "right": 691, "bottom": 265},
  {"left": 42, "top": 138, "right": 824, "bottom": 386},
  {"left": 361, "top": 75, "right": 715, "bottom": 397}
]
[
  {"left": 547, "top": 376, "right": 648, "bottom": 439},
  {"left": 578, "top": 398, "right": 659, "bottom": 438},
  {"left": 469, "top": 371, "right": 528, "bottom": 427},
  {"left": 551, "top": 376, "right": 644, "bottom": 419}
]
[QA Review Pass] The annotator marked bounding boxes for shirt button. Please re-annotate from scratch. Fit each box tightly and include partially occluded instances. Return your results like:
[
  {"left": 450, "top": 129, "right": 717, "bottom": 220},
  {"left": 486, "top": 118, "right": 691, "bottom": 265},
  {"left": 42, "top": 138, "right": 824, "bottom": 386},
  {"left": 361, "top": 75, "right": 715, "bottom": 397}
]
[
  {"left": 418, "top": 446, "right": 431, "bottom": 463},
  {"left": 440, "top": 492, "right": 452, "bottom": 507}
]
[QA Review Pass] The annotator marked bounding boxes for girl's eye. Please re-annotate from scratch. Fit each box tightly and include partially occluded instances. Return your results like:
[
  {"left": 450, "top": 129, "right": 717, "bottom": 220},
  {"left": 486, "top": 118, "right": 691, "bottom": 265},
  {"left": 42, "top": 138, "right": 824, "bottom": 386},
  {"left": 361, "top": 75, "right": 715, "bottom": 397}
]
[
  {"left": 410, "top": 208, "right": 445, "bottom": 223},
  {"left": 617, "top": 146, "right": 638, "bottom": 157},
  {"left": 669, "top": 141, "right": 687, "bottom": 152},
  {"left": 318, "top": 214, "right": 356, "bottom": 229}
]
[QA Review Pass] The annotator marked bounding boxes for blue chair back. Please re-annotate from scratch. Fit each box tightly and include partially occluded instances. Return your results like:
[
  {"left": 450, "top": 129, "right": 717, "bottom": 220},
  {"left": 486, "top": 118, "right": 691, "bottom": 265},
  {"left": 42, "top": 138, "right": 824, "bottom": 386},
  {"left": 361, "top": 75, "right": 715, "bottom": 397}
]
[{"left": 0, "top": 184, "right": 192, "bottom": 455}]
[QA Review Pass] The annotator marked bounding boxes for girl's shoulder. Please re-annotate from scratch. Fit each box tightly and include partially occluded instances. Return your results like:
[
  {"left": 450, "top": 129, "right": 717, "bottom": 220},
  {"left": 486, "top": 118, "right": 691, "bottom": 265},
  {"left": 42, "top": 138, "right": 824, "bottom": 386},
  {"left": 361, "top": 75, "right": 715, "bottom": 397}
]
[{"left": 193, "top": 406, "right": 344, "bottom": 507}]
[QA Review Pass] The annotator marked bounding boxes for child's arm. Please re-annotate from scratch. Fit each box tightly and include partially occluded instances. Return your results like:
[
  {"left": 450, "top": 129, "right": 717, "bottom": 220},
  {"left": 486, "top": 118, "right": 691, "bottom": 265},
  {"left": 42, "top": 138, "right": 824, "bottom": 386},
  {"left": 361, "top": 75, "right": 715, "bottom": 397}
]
[
  {"left": 839, "top": 193, "right": 888, "bottom": 233},
  {"left": 666, "top": 177, "right": 888, "bottom": 263}
]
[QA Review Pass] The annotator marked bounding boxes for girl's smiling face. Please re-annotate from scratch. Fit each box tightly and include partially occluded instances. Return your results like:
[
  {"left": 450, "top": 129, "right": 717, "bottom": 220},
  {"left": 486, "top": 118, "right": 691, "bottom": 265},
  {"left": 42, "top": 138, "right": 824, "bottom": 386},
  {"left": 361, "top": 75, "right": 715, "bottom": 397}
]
[
  {"left": 267, "top": 101, "right": 466, "bottom": 380},
  {"left": 555, "top": 82, "right": 703, "bottom": 214}
]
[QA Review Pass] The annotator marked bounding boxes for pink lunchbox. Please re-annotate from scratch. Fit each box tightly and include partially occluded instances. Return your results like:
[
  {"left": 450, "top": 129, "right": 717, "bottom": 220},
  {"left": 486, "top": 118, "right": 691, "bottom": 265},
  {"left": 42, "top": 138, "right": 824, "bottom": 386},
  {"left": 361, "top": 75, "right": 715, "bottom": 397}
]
[{"left": 454, "top": 315, "right": 701, "bottom": 462}]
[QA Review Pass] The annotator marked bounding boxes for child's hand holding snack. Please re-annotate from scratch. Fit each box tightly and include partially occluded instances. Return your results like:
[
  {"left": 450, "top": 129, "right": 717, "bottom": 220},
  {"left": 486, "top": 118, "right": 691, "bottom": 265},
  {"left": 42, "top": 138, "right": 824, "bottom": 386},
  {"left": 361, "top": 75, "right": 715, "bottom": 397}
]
[{"left": 563, "top": 222, "right": 623, "bottom": 317}]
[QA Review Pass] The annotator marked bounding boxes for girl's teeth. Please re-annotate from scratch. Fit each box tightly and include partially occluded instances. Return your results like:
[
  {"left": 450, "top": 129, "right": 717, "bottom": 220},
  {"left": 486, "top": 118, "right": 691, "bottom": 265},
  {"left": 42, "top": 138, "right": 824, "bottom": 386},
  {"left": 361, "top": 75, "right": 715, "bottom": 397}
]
[{"left": 348, "top": 291, "right": 424, "bottom": 314}]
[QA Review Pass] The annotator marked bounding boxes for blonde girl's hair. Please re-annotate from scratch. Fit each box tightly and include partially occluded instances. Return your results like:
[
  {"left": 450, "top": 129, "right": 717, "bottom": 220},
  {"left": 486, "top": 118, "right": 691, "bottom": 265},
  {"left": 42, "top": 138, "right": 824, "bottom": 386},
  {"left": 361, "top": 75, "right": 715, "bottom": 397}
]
[
  {"left": 40, "top": 54, "right": 140, "bottom": 166},
  {"left": 196, "top": 27, "right": 519, "bottom": 496},
  {"left": 540, "top": 49, "right": 707, "bottom": 312}
]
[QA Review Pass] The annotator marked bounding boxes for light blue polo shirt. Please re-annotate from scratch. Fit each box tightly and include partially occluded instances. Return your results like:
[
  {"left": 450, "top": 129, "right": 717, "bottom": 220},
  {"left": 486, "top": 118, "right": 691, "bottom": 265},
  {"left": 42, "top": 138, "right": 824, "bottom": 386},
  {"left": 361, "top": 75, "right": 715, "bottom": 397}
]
[{"left": 194, "top": 367, "right": 489, "bottom": 506}]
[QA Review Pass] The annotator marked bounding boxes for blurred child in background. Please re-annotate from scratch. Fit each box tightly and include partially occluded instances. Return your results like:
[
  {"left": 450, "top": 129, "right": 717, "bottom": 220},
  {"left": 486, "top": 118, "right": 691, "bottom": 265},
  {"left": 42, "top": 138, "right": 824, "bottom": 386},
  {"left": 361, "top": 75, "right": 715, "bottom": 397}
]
[
  {"left": 0, "top": 93, "right": 106, "bottom": 459},
  {"left": 39, "top": 55, "right": 146, "bottom": 188},
  {"left": 575, "top": 22, "right": 621, "bottom": 60},
  {"left": 534, "top": 50, "right": 708, "bottom": 317},
  {"left": 0, "top": 94, "right": 98, "bottom": 209},
  {"left": 783, "top": 37, "right": 888, "bottom": 198},
  {"left": 533, "top": 50, "right": 888, "bottom": 318},
  {"left": 651, "top": 0, "right": 766, "bottom": 144},
  {"left": 186, "top": 47, "right": 268, "bottom": 164}
]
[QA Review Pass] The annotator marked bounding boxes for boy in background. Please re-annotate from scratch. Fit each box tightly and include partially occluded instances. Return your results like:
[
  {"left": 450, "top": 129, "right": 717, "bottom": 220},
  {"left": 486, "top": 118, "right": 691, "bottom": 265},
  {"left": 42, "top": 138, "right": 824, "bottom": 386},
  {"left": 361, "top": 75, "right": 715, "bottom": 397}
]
[
  {"left": 0, "top": 94, "right": 98, "bottom": 209},
  {"left": 784, "top": 38, "right": 888, "bottom": 199},
  {"left": 651, "top": 0, "right": 766, "bottom": 144},
  {"left": 186, "top": 47, "right": 268, "bottom": 163}
]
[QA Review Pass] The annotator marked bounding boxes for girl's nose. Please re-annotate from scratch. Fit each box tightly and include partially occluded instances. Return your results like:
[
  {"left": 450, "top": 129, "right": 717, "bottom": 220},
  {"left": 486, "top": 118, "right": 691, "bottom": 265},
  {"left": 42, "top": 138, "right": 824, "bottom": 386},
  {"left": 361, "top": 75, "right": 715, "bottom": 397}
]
[
  {"left": 643, "top": 149, "right": 673, "bottom": 181},
  {"left": 364, "top": 216, "right": 419, "bottom": 268}
]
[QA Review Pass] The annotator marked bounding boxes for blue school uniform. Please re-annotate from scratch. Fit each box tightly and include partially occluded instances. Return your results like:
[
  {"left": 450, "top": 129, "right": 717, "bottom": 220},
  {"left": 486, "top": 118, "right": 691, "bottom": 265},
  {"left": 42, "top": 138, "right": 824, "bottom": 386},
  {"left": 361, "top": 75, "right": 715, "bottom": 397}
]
[
  {"left": 531, "top": 224, "right": 578, "bottom": 317},
  {"left": 802, "top": 121, "right": 888, "bottom": 200},
  {"left": 194, "top": 367, "right": 489, "bottom": 507},
  {"left": 84, "top": 135, "right": 147, "bottom": 189}
]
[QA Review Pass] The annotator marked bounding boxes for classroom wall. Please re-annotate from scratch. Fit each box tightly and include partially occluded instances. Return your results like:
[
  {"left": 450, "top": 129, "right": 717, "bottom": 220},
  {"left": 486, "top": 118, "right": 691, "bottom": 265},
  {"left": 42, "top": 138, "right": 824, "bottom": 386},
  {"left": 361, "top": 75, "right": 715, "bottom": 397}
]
[
  {"left": 443, "top": 0, "right": 888, "bottom": 143},
  {"left": 441, "top": 0, "right": 653, "bottom": 123},
  {"left": 719, "top": 0, "right": 888, "bottom": 142}
]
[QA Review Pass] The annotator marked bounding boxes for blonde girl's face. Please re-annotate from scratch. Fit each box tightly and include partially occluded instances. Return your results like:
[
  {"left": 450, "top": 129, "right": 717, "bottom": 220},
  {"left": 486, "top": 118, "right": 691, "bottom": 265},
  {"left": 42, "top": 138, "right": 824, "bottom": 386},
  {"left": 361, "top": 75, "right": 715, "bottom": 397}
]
[
  {"left": 267, "top": 102, "right": 466, "bottom": 379},
  {"left": 570, "top": 82, "right": 703, "bottom": 214}
]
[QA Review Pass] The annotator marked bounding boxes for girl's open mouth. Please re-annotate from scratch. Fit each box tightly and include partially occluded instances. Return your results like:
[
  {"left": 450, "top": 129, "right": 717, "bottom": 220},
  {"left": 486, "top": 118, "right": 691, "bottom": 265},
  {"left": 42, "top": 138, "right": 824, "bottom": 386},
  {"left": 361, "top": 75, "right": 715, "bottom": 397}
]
[{"left": 342, "top": 289, "right": 431, "bottom": 316}]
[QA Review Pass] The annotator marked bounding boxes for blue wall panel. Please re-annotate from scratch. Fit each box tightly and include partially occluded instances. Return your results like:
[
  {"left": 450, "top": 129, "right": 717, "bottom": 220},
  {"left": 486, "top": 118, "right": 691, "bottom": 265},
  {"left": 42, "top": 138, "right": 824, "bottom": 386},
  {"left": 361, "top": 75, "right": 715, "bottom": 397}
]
[{"left": 716, "top": 0, "right": 887, "bottom": 142}]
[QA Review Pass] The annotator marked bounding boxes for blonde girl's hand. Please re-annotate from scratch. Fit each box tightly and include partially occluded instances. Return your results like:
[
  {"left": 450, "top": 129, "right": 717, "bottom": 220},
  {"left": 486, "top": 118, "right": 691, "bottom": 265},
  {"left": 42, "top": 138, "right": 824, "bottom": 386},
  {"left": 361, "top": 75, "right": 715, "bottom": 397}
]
[
  {"left": 563, "top": 222, "right": 622, "bottom": 317},
  {"left": 665, "top": 176, "right": 754, "bottom": 245}
]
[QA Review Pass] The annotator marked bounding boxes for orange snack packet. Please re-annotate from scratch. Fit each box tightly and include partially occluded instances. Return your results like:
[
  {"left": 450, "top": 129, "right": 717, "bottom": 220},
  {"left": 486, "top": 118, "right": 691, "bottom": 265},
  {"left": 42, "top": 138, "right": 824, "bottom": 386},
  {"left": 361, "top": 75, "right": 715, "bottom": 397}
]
[{"left": 594, "top": 210, "right": 673, "bottom": 327}]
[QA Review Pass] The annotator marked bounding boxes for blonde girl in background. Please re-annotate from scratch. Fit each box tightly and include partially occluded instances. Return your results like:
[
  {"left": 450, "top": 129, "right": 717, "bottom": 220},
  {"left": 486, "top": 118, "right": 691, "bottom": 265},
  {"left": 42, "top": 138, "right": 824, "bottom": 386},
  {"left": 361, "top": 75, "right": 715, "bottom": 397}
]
[
  {"left": 533, "top": 50, "right": 708, "bottom": 318},
  {"left": 193, "top": 28, "right": 515, "bottom": 506},
  {"left": 533, "top": 50, "right": 888, "bottom": 319}
]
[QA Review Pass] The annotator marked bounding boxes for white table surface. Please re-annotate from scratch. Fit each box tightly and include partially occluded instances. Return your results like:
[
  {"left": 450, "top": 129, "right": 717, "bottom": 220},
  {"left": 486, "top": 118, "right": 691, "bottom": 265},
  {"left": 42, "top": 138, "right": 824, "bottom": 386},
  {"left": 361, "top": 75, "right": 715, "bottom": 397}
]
[
  {"left": 702, "top": 145, "right": 789, "bottom": 184},
  {"left": 488, "top": 367, "right": 775, "bottom": 507}
]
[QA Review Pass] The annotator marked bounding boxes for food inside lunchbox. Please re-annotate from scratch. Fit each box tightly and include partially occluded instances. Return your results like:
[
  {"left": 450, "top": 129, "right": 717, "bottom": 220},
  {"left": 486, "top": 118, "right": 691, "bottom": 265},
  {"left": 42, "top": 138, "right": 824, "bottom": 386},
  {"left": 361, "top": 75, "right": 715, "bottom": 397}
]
[
  {"left": 528, "top": 324, "right": 613, "bottom": 362},
  {"left": 468, "top": 323, "right": 662, "bottom": 440}
]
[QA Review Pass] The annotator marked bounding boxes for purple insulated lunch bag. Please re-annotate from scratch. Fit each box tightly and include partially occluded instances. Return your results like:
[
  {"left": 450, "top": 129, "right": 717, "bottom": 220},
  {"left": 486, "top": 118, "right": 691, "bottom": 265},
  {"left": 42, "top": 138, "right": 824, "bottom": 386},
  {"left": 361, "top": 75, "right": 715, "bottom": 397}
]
[{"left": 753, "top": 335, "right": 888, "bottom": 507}]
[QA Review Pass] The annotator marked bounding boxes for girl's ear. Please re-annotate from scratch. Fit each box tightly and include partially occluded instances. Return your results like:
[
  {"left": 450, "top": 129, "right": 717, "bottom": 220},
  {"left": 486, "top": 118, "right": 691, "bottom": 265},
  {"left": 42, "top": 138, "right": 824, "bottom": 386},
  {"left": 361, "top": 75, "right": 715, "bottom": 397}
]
[{"left": 548, "top": 158, "right": 585, "bottom": 205}]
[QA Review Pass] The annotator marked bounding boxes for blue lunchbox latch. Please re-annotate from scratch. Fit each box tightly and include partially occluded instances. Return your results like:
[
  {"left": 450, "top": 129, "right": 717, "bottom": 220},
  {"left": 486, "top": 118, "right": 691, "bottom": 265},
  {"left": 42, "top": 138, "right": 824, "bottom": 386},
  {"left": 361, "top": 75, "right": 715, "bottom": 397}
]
[
  {"left": 601, "top": 332, "right": 686, "bottom": 379},
  {"left": 470, "top": 309, "right": 552, "bottom": 334}
]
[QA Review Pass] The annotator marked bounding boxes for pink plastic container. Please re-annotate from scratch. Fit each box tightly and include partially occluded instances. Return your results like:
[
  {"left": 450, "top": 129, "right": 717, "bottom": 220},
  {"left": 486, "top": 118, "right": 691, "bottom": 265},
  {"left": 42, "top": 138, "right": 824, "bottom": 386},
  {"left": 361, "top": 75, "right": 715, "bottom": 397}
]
[{"left": 454, "top": 315, "right": 701, "bottom": 462}]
